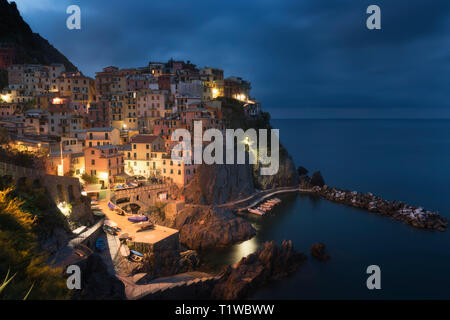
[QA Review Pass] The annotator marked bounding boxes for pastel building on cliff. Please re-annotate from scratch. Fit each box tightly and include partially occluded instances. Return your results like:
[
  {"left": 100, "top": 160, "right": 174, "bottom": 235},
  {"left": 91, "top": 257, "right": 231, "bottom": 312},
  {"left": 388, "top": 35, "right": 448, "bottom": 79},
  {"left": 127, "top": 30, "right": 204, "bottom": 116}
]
[{"left": 84, "top": 144, "right": 125, "bottom": 188}]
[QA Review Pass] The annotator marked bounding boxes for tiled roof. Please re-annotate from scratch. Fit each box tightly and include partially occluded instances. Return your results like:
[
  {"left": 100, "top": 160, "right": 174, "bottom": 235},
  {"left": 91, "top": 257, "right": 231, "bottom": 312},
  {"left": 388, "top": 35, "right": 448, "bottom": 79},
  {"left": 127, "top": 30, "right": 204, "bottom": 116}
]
[{"left": 130, "top": 134, "right": 160, "bottom": 144}]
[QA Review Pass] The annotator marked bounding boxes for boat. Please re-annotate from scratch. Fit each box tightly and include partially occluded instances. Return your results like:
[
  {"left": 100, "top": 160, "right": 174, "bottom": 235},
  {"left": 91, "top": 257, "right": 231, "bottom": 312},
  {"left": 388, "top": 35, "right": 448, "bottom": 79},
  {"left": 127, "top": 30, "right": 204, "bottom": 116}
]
[
  {"left": 120, "top": 244, "right": 130, "bottom": 257},
  {"left": 103, "top": 220, "right": 120, "bottom": 235},
  {"left": 248, "top": 208, "right": 265, "bottom": 216},
  {"left": 118, "top": 233, "right": 130, "bottom": 241},
  {"left": 130, "top": 250, "right": 144, "bottom": 262},
  {"left": 128, "top": 215, "right": 148, "bottom": 223},
  {"left": 137, "top": 221, "right": 155, "bottom": 232},
  {"left": 95, "top": 238, "right": 106, "bottom": 251},
  {"left": 107, "top": 202, "right": 116, "bottom": 210}
]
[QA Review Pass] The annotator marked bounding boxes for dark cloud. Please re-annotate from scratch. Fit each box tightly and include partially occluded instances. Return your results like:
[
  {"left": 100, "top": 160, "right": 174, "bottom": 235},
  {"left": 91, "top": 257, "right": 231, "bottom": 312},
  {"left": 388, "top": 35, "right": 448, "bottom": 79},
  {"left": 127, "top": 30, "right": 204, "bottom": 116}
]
[{"left": 12, "top": 0, "right": 450, "bottom": 118}]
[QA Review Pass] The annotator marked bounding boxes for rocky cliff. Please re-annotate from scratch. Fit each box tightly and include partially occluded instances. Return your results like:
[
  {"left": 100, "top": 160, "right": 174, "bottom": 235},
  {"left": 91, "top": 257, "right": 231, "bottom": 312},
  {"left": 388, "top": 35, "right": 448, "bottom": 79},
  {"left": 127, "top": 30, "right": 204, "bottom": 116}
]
[
  {"left": 0, "top": 0, "right": 77, "bottom": 71},
  {"left": 183, "top": 98, "right": 299, "bottom": 206},
  {"left": 183, "top": 163, "right": 255, "bottom": 205},
  {"left": 211, "top": 240, "right": 306, "bottom": 299},
  {"left": 173, "top": 205, "right": 256, "bottom": 250}
]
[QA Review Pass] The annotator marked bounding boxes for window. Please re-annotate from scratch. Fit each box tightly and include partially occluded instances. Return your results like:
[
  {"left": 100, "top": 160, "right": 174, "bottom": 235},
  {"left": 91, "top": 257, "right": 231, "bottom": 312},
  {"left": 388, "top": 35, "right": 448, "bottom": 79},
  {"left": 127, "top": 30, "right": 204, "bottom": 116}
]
[
  {"left": 178, "top": 170, "right": 181, "bottom": 175},
  {"left": 91, "top": 160, "right": 95, "bottom": 165},
  {"left": 91, "top": 150, "right": 95, "bottom": 155}
]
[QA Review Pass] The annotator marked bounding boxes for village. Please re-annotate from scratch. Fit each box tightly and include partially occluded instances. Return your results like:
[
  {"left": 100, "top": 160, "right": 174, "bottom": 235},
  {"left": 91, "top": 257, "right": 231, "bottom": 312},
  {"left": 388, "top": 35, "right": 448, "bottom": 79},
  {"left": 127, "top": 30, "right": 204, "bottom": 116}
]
[{"left": 0, "top": 59, "right": 268, "bottom": 267}]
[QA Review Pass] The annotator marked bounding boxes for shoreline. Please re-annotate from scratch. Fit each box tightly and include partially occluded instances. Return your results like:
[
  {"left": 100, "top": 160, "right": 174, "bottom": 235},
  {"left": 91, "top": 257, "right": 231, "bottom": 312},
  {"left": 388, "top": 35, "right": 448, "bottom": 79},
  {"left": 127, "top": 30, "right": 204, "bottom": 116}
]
[{"left": 224, "top": 184, "right": 447, "bottom": 232}]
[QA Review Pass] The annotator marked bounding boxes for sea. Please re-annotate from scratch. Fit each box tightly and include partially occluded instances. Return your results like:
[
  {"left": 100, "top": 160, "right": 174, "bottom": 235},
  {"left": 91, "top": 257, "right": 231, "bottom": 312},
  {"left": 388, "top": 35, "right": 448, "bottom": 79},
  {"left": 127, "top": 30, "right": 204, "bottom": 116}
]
[{"left": 200, "top": 119, "right": 450, "bottom": 299}]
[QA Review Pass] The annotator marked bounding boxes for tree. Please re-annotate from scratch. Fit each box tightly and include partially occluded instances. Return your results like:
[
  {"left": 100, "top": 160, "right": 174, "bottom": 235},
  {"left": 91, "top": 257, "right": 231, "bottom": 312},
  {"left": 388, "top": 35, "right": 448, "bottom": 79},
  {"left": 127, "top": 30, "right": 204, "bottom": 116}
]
[{"left": 81, "top": 173, "right": 98, "bottom": 185}]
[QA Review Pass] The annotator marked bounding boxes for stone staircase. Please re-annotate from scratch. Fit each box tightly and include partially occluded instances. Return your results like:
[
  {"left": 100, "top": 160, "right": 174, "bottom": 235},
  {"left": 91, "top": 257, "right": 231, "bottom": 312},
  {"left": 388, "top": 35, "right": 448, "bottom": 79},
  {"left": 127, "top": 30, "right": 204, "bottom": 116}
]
[{"left": 117, "top": 272, "right": 221, "bottom": 300}]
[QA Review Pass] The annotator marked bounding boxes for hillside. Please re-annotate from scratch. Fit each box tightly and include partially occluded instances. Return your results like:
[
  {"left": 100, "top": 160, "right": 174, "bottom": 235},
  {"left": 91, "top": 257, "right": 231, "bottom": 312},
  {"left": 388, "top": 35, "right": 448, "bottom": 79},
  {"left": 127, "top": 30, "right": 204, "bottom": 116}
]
[{"left": 0, "top": 0, "right": 77, "bottom": 71}]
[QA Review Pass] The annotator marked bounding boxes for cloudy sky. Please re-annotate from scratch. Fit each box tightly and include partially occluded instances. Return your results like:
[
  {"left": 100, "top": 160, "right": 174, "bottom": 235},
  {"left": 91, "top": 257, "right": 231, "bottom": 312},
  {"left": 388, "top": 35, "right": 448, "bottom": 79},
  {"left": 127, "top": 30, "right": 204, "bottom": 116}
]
[{"left": 11, "top": 0, "right": 450, "bottom": 118}]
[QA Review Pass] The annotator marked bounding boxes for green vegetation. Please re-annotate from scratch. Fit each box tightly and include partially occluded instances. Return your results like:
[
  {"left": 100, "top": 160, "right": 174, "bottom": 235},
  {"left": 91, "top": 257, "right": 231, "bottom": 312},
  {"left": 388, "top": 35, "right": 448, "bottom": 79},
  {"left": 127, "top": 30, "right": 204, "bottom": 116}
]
[
  {"left": 81, "top": 173, "right": 98, "bottom": 185},
  {"left": 0, "top": 187, "right": 68, "bottom": 299}
]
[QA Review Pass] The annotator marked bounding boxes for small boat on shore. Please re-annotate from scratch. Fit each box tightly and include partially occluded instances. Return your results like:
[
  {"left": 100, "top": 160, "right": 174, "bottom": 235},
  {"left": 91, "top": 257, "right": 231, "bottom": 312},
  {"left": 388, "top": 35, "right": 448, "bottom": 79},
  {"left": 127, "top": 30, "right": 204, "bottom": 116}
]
[
  {"left": 130, "top": 250, "right": 144, "bottom": 262},
  {"left": 128, "top": 215, "right": 148, "bottom": 223},
  {"left": 137, "top": 221, "right": 155, "bottom": 232},
  {"left": 95, "top": 238, "right": 106, "bottom": 251},
  {"left": 248, "top": 208, "right": 265, "bottom": 216}
]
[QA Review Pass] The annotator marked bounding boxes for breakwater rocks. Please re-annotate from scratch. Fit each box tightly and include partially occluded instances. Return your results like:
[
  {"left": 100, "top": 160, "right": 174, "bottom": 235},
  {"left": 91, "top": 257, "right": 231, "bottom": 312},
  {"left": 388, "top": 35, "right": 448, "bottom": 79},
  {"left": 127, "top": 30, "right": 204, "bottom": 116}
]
[
  {"left": 310, "top": 185, "right": 448, "bottom": 232},
  {"left": 211, "top": 240, "right": 306, "bottom": 299}
]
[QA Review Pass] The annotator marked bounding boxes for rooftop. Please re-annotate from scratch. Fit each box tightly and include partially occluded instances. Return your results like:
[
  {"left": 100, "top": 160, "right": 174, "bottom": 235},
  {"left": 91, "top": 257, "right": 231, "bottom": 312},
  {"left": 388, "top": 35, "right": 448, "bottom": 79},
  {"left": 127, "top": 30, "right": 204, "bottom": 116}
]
[{"left": 130, "top": 134, "right": 160, "bottom": 144}]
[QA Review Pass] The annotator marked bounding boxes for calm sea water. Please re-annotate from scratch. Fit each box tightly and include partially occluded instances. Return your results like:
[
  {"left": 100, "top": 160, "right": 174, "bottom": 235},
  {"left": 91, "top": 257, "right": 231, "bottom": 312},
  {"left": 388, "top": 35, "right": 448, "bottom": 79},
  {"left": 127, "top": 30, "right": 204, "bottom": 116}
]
[{"left": 201, "top": 119, "right": 450, "bottom": 299}]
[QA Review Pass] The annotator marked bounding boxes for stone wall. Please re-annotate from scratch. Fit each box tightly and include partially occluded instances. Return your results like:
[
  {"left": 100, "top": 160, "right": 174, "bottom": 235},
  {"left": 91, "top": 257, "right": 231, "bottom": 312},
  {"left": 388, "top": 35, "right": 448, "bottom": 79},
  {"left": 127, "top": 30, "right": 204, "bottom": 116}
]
[
  {"left": 0, "top": 161, "right": 93, "bottom": 225},
  {"left": 114, "top": 184, "right": 169, "bottom": 207}
]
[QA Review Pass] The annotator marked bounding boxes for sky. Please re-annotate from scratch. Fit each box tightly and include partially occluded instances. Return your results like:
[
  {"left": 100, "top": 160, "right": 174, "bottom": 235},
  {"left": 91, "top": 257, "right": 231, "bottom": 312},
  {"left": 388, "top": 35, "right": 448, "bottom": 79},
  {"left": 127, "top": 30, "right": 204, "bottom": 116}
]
[{"left": 11, "top": 0, "right": 450, "bottom": 118}]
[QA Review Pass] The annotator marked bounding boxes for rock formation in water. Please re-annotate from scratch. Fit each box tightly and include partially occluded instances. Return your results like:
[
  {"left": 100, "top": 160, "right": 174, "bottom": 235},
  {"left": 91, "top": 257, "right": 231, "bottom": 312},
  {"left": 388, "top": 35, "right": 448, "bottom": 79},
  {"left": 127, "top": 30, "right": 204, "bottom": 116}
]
[
  {"left": 310, "top": 242, "right": 330, "bottom": 262},
  {"left": 173, "top": 205, "right": 256, "bottom": 250},
  {"left": 211, "top": 240, "right": 306, "bottom": 299}
]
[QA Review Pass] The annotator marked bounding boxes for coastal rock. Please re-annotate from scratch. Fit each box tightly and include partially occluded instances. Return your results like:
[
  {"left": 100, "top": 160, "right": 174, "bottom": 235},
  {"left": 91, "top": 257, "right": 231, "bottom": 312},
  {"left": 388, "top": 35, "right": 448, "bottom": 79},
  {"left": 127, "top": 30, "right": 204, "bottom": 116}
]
[
  {"left": 310, "top": 242, "right": 330, "bottom": 262},
  {"left": 310, "top": 171, "right": 325, "bottom": 187},
  {"left": 211, "top": 240, "right": 306, "bottom": 299},
  {"left": 297, "top": 166, "right": 309, "bottom": 176},
  {"left": 254, "top": 148, "right": 299, "bottom": 190},
  {"left": 173, "top": 205, "right": 256, "bottom": 250},
  {"left": 299, "top": 174, "right": 311, "bottom": 188},
  {"left": 183, "top": 164, "right": 255, "bottom": 205}
]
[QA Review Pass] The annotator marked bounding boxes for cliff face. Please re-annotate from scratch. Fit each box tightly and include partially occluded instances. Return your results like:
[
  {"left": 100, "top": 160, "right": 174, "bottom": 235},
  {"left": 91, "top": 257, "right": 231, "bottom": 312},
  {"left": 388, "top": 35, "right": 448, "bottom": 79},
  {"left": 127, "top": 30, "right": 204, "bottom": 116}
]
[
  {"left": 183, "top": 163, "right": 255, "bottom": 205},
  {"left": 184, "top": 98, "right": 299, "bottom": 205},
  {"left": 173, "top": 205, "right": 256, "bottom": 250},
  {"left": 0, "top": 0, "right": 77, "bottom": 71},
  {"left": 253, "top": 146, "right": 299, "bottom": 189}
]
